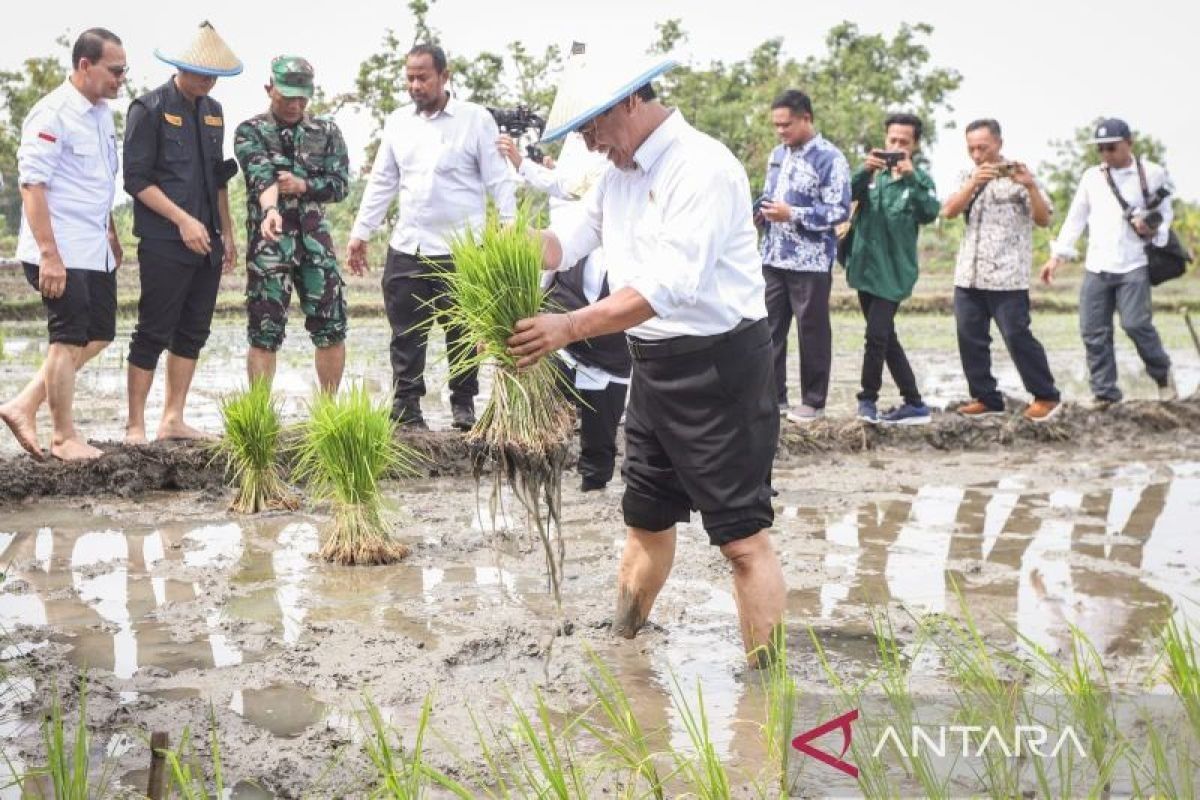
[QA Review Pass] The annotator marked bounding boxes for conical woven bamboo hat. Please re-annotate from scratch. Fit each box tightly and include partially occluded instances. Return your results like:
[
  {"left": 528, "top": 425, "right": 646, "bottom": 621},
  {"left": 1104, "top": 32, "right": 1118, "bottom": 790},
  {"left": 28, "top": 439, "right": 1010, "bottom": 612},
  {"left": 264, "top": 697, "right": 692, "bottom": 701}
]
[
  {"left": 155, "top": 21, "right": 243, "bottom": 77},
  {"left": 541, "top": 49, "right": 676, "bottom": 143}
]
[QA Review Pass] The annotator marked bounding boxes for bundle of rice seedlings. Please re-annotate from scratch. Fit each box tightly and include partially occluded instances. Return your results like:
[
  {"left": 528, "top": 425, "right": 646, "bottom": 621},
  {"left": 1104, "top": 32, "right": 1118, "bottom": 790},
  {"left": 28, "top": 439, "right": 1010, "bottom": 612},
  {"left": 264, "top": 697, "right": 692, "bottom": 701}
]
[
  {"left": 292, "top": 384, "right": 422, "bottom": 565},
  {"left": 211, "top": 379, "right": 296, "bottom": 514},
  {"left": 430, "top": 205, "right": 574, "bottom": 603}
]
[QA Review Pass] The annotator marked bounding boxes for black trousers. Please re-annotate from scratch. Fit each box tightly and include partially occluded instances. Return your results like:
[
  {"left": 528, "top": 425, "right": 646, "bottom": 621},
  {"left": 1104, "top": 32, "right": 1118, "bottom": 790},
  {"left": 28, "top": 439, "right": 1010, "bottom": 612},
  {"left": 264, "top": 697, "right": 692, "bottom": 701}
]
[
  {"left": 128, "top": 241, "right": 221, "bottom": 370},
  {"left": 763, "top": 265, "right": 832, "bottom": 408},
  {"left": 23, "top": 263, "right": 117, "bottom": 346},
  {"left": 856, "top": 291, "right": 922, "bottom": 405},
  {"left": 559, "top": 363, "right": 628, "bottom": 486},
  {"left": 381, "top": 249, "right": 478, "bottom": 408},
  {"left": 954, "top": 287, "right": 1060, "bottom": 410}
]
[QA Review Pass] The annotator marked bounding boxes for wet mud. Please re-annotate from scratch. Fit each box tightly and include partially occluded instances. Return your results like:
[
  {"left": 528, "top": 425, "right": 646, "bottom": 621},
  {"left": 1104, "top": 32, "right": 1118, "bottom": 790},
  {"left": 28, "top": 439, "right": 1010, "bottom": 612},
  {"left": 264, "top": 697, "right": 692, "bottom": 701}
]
[{"left": 1, "top": 436, "right": 1198, "bottom": 797}]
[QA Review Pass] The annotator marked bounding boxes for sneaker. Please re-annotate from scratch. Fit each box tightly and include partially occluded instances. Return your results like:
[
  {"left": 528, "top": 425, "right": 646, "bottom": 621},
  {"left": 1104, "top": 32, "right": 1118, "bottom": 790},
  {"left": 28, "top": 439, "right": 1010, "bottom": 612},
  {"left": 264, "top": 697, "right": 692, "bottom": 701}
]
[
  {"left": 451, "top": 400, "right": 476, "bottom": 431},
  {"left": 1023, "top": 398, "right": 1062, "bottom": 423},
  {"left": 856, "top": 399, "right": 878, "bottom": 423},
  {"left": 1157, "top": 372, "right": 1179, "bottom": 402},
  {"left": 580, "top": 476, "right": 607, "bottom": 492},
  {"left": 786, "top": 404, "right": 825, "bottom": 424},
  {"left": 1091, "top": 396, "right": 1119, "bottom": 410},
  {"left": 956, "top": 400, "right": 1004, "bottom": 419},
  {"left": 391, "top": 401, "right": 428, "bottom": 431},
  {"left": 880, "top": 403, "right": 932, "bottom": 426}
]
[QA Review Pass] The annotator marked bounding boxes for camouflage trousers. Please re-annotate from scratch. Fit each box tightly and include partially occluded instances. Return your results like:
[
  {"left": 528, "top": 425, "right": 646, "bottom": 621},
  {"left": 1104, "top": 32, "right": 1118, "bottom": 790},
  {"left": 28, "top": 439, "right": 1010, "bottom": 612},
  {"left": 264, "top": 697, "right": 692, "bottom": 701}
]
[{"left": 245, "top": 222, "right": 347, "bottom": 352}]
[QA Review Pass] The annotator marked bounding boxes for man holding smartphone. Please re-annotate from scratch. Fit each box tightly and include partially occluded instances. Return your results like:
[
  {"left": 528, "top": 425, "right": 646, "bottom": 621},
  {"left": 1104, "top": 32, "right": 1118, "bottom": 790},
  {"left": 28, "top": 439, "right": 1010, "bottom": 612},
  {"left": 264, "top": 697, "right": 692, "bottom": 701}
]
[
  {"left": 843, "top": 113, "right": 941, "bottom": 425},
  {"left": 942, "top": 118, "right": 1061, "bottom": 422}
]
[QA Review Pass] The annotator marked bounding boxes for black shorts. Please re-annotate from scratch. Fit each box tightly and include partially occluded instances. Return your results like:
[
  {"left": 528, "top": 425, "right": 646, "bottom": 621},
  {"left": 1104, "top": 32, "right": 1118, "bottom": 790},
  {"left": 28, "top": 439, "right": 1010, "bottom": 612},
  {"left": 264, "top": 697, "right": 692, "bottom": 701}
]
[
  {"left": 621, "top": 318, "right": 778, "bottom": 546},
  {"left": 23, "top": 262, "right": 118, "bottom": 346}
]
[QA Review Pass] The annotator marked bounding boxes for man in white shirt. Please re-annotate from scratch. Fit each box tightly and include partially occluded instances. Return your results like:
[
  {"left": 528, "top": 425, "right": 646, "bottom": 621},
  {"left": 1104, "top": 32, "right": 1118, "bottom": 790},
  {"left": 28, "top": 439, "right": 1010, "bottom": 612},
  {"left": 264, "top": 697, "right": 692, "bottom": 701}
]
[
  {"left": 346, "top": 43, "right": 516, "bottom": 430},
  {"left": 0, "top": 29, "right": 126, "bottom": 461},
  {"left": 1041, "top": 118, "right": 1176, "bottom": 403},
  {"left": 506, "top": 55, "right": 786, "bottom": 666}
]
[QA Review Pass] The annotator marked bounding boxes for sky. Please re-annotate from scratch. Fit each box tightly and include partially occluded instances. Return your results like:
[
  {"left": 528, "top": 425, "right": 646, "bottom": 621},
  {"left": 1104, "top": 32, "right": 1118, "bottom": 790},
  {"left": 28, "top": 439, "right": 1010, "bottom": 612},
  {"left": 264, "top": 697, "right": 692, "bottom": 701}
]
[{"left": 3, "top": 0, "right": 1198, "bottom": 200}]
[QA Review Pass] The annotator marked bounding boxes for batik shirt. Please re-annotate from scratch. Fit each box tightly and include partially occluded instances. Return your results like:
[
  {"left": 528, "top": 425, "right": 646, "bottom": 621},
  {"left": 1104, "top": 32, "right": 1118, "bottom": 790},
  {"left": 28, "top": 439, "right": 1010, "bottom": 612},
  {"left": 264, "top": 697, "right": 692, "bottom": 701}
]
[
  {"left": 953, "top": 171, "right": 1053, "bottom": 290},
  {"left": 759, "top": 134, "right": 852, "bottom": 272}
]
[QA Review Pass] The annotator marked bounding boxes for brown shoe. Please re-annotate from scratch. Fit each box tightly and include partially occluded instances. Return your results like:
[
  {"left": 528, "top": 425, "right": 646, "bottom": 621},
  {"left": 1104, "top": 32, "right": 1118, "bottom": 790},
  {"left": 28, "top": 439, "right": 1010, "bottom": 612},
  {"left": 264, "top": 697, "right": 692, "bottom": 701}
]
[
  {"left": 957, "top": 400, "right": 1004, "bottom": 418},
  {"left": 1023, "top": 399, "right": 1062, "bottom": 423}
]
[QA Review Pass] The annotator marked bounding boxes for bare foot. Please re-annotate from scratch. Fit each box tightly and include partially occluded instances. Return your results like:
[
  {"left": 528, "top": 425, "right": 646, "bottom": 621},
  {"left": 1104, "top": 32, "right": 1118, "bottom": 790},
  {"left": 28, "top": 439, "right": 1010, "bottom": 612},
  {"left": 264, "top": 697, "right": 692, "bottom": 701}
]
[
  {"left": 0, "top": 403, "right": 44, "bottom": 460},
  {"left": 156, "top": 420, "right": 216, "bottom": 441},
  {"left": 124, "top": 424, "right": 148, "bottom": 445},
  {"left": 50, "top": 437, "right": 103, "bottom": 461}
]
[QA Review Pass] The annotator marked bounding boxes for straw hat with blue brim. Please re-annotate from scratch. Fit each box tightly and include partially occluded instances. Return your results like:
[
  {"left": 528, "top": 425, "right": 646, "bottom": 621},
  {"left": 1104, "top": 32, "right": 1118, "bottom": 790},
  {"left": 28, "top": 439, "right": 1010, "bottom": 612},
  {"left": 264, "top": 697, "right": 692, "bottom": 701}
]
[
  {"left": 155, "top": 21, "right": 243, "bottom": 77},
  {"left": 540, "top": 51, "right": 678, "bottom": 143}
]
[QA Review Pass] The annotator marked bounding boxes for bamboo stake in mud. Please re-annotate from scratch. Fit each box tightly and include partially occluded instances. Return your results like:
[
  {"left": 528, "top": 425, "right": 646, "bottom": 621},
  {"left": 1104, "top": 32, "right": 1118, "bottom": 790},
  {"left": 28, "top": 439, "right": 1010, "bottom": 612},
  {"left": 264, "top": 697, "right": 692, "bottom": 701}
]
[
  {"left": 1185, "top": 310, "right": 1200, "bottom": 359},
  {"left": 146, "top": 730, "right": 169, "bottom": 800}
]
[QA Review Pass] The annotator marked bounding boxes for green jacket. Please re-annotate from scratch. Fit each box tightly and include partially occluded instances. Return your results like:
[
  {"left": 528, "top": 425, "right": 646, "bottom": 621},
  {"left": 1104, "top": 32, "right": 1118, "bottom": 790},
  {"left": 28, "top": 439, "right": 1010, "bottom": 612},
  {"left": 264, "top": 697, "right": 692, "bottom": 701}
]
[
  {"left": 233, "top": 113, "right": 349, "bottom": 243},
  {"left": 844, "top": 166, "right": 940, "bottom": 302}
]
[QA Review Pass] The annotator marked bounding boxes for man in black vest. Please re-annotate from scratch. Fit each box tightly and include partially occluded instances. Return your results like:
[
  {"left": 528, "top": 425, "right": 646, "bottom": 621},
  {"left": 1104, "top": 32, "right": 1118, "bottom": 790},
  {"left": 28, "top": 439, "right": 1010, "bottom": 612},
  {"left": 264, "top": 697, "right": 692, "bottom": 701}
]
[{"left": 122, "top": 22, "right": 241, "bottom": 443}]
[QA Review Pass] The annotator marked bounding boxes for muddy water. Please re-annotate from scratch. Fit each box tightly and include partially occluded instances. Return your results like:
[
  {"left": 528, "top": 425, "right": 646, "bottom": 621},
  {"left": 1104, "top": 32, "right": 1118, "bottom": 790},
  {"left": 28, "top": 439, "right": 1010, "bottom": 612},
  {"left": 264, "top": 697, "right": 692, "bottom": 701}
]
[
  {"left": 1, "top": 440, "right": 1198, "bottom": 796},
  {"left": 2, "top": 315, "right": 1198, "bottom": 456}
]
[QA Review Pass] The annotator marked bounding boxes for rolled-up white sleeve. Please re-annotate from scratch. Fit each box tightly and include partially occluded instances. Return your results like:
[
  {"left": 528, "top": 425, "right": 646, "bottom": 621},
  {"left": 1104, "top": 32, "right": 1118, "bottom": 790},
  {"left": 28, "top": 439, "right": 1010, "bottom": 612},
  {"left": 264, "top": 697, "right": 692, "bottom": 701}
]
[
  {"left": 17, "top": 104, "right": 63, "bottom": 186},
  {"left": 626, "top": 168, "right": 733, "bottom": 320},
  {"left": 518, "top": 159, "right": 575, "bottom": 200},
  {"left": 349, "top": 116, "right": 401, "bottom": 242},
  {"left": 548, "top": 174, "right": 603, "bottom": 270}
]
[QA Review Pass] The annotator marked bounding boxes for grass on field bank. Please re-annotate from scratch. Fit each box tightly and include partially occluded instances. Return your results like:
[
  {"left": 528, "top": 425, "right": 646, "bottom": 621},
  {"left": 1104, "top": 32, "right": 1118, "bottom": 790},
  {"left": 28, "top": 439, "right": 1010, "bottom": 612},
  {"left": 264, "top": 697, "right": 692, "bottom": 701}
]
[
  {"left": 292, "top": 384, "right": 422, "bottom": 565},
  {"left": 430, "top": 205, "right": 574, "bottom": 605},
  {"left": 8, "top": 604, "right": 1200, "bottom": 798},
  {"left": 210, "top": 379, "right": 297, "bottom": 515}
]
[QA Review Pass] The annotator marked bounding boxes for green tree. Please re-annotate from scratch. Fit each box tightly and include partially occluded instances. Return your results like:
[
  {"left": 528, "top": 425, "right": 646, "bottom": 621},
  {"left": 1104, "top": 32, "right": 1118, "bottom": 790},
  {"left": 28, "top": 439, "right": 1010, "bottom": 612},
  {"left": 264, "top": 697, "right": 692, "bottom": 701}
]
[{"left": 650, "top": 21, "right": 962, "bottom": 192}]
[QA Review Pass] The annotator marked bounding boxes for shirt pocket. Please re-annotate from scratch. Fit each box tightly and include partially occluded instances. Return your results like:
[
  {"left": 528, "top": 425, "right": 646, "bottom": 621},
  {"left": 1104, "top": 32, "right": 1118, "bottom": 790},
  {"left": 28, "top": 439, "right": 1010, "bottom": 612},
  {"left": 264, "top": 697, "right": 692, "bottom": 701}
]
[
  {"left": 434, "top": 138, "right": 476, "bottom": 174},
  {"left": 162, "top": 128, "right": 189, "bottom": 163},
  {"left": 65, "top": 133, "right": 99, "bottom": 174}
]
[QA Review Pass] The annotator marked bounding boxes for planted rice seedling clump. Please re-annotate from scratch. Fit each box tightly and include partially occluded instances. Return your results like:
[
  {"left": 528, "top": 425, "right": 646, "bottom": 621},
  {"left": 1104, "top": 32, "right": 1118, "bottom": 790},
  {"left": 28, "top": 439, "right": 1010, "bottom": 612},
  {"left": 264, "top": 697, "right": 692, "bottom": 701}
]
[
  {"left": 212, "top": 379, "right": 296, "bottom": 514},
  {"left": 432, "top": 207, "right": 574, "bottom": 602},
  {"left": 293, "top": 384, "right": 422, "bottom": 565}
]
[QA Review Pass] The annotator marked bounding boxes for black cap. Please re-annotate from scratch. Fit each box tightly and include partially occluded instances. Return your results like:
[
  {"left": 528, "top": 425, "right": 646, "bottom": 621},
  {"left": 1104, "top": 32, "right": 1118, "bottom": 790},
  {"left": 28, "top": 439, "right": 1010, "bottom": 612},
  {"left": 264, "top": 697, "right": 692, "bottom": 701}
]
[{"left": 1090, "top": 118, "right": 1132, "bottom": 144}]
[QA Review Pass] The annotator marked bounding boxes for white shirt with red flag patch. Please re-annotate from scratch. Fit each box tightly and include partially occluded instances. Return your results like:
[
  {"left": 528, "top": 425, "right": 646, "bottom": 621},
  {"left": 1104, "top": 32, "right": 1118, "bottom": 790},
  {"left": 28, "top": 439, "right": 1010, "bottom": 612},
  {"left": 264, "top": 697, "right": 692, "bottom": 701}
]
[{"left": 15, "top": 79, "right": 118, "bottom": 272}]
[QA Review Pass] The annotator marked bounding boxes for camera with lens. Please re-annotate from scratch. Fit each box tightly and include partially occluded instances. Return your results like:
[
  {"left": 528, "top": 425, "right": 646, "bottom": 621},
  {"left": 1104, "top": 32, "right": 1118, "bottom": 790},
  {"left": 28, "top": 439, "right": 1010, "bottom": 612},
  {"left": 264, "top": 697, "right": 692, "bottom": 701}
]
[
  {"left": 1127, "top": 184, "right": 1172, "bottom": 235},
  {"left": 993, "top": 161, "right": 1015, "bottom": 179},
  {"left": 872, "top": 149, "right": 907, "bottom": 169},
  {"left": 488, "top": 105, "right": 547, "bottom": 164}
]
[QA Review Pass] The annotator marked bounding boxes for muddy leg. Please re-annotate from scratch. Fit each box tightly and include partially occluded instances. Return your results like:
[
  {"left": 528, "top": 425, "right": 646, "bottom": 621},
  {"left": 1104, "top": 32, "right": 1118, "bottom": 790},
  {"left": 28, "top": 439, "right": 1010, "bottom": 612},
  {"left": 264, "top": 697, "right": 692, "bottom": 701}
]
[
  {"left": 721, "top": 529, "right": 786, "bottom": 667},
  {"left": 613, "top": 526, "right": 676, "bottom": 638}
]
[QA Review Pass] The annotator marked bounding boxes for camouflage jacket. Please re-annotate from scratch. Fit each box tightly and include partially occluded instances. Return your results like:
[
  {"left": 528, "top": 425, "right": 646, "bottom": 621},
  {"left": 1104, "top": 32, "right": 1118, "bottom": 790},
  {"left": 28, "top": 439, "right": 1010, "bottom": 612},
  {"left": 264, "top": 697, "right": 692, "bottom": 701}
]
[{"left": 233, "top": 113, "right": 349, "bottom": 240}]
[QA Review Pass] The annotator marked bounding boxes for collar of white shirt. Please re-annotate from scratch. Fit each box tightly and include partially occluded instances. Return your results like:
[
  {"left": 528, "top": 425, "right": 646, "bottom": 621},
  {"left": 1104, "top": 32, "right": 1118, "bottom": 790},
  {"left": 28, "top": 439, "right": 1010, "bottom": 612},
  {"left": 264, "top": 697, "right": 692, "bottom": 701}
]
[
  {"left": 633, "top": 110, "right": 683, "bottom": 173},
  {"left": 411, "top": 94, "right": 459, "bottom": 120},
  {"left": 61, "top": 78, "right": 104, "bottom": 117}
]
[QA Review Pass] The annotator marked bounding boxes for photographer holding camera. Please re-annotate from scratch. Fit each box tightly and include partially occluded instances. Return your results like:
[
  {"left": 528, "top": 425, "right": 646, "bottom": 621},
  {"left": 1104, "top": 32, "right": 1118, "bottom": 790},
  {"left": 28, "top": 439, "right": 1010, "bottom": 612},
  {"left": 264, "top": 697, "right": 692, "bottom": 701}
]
[
  {"left": 942, "top": 119, "right": 1061, "bottom": 422},
  {"left": 1041, "top": 118, "right": 1177, "bottom": 403},
  {"left": 843, "top": 113, "right": 941, "bottom": 425}
]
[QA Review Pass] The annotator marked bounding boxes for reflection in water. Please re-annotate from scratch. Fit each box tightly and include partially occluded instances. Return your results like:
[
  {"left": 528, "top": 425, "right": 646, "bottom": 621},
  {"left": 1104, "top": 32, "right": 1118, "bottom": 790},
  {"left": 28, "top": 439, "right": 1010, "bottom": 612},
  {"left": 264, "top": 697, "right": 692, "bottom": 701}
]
[{"left": 230, "top": 684, "right": 326, "bottom": 738}]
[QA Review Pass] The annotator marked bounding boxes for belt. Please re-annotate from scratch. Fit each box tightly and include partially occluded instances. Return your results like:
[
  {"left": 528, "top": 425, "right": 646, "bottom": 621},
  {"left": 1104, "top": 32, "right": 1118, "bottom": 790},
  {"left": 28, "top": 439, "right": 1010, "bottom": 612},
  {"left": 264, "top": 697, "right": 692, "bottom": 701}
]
[{"left": 627, "top": 318, "right": 761, "bottom": 361}]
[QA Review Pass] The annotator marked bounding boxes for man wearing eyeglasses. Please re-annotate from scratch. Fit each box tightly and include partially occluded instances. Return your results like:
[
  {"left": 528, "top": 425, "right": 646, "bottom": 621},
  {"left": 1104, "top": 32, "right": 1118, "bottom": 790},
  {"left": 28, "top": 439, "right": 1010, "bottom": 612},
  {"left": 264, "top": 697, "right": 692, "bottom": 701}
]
[
  {"left": 0, "top": 29, "right": 126, "bottom": 461},
  {"left": 1041, "top": 118, "right": 1177, "bottom": 403}
]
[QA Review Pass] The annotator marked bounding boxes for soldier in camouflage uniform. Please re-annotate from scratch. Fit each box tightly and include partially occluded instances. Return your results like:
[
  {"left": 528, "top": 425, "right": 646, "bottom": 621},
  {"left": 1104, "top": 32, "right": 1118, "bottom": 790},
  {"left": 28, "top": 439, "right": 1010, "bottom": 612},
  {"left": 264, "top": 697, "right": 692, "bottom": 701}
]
[{"left": 234, "top": 56, "right": 350, "bottom": 392}]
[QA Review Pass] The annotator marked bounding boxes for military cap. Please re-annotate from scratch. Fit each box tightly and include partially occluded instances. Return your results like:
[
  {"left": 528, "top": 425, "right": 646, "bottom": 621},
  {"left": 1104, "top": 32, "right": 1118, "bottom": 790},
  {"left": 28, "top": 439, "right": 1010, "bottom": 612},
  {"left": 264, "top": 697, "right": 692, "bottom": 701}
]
[{"left": 271, "top": 56, "right": 315, "bottom": 99}]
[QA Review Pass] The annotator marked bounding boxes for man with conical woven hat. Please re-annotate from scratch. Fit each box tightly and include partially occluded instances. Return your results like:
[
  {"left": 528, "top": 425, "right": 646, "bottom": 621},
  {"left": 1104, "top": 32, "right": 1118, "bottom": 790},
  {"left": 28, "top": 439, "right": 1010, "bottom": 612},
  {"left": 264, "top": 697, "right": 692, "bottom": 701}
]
[
  {"left": 122, "top": 21, "right": 241, "bottom": 444},
  {"left": 505, "top": 48, "right": 787, "bottom": 666}
]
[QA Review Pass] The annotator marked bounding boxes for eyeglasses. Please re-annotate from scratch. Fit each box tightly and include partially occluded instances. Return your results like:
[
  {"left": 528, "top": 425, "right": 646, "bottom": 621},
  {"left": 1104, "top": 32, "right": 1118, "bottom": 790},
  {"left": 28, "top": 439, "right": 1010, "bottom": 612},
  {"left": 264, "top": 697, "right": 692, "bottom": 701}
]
[
  {"left": 1097, "top": 143, "right": 1119, "bottom": 153},
  {"left": 579, "top": 105, "right": 616, "bottom": 143}
]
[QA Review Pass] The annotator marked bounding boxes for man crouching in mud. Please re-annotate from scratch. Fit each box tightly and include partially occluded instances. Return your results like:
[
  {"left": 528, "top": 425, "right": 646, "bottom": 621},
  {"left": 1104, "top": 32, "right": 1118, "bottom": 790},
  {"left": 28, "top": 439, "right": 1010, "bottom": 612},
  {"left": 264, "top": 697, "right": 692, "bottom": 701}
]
[{"left": 505, "top": 53, "right": 786, "bottom": 666}]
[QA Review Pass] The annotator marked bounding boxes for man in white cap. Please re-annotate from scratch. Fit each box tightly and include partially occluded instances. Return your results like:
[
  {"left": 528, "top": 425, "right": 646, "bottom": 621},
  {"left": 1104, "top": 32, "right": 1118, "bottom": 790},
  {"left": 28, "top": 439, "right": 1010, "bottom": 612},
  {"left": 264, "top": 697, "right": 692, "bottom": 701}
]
[
  {"left": 0, "top": 28, "right": 126, "bottom": 461},
  {"left": 122, "top": 21, "right": 240, "bottom": 443},
  {"left": 1041, "top": 118, "right": 1177, "bottom": 403},
  {"left": 506, "top": 52, "right": 786, "bottom": 665}
]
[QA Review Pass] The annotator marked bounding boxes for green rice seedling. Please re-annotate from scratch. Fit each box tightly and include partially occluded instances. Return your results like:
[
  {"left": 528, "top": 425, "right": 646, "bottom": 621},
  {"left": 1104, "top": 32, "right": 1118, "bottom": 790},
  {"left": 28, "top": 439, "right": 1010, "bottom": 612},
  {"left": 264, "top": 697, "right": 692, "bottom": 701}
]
[
  {"left": 505, "top": 688, "right": 591, "bottom": 799},
  {"left": 363, "top": 695, "right": 474, "bottom": 799},
  {"left": 1129, "top": 710, "right": 1197, "bottom": 798},
  {"left": 668, "top": 675, "right": 731, "bottom": 800},
  {"left": 1160, "top": 617, "right": 1200, "bottom": 739},
  {"left": 428, "top": 205, "right": 574, "bottom": 603},
  {"left": 753, "top": 626, "right": 797, "bottom": 796},
  {"left": 162, "top": 707, "right": 225, "bottom": 799},
  {"left": 292, "top": 384, "right": 422, "bottom": 565},
  {"left": 578, "top": 649, "right": 665, "bottom": 799},
  {"left": 211, "top": 379, "right": 296, "bottom": 514},
  {"left": 18, "top": 680, "right": 111, "bottom": 800}
]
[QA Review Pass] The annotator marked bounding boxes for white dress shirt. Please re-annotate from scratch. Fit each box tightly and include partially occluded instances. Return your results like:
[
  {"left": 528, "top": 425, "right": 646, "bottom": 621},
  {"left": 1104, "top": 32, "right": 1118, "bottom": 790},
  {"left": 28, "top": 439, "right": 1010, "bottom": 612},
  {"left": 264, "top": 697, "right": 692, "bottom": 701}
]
[
  {"left": 16, "top": 79, "right": 118, "bottom": 272},
  {"left": 1051, "top": 160, "right": 1174, "bottom": 274},
  {"left": 550, "top": 111, "right": 766, "bottom": 341},
  {"left": 350, "top": 96, "right": 517, "bottom": 256}
]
